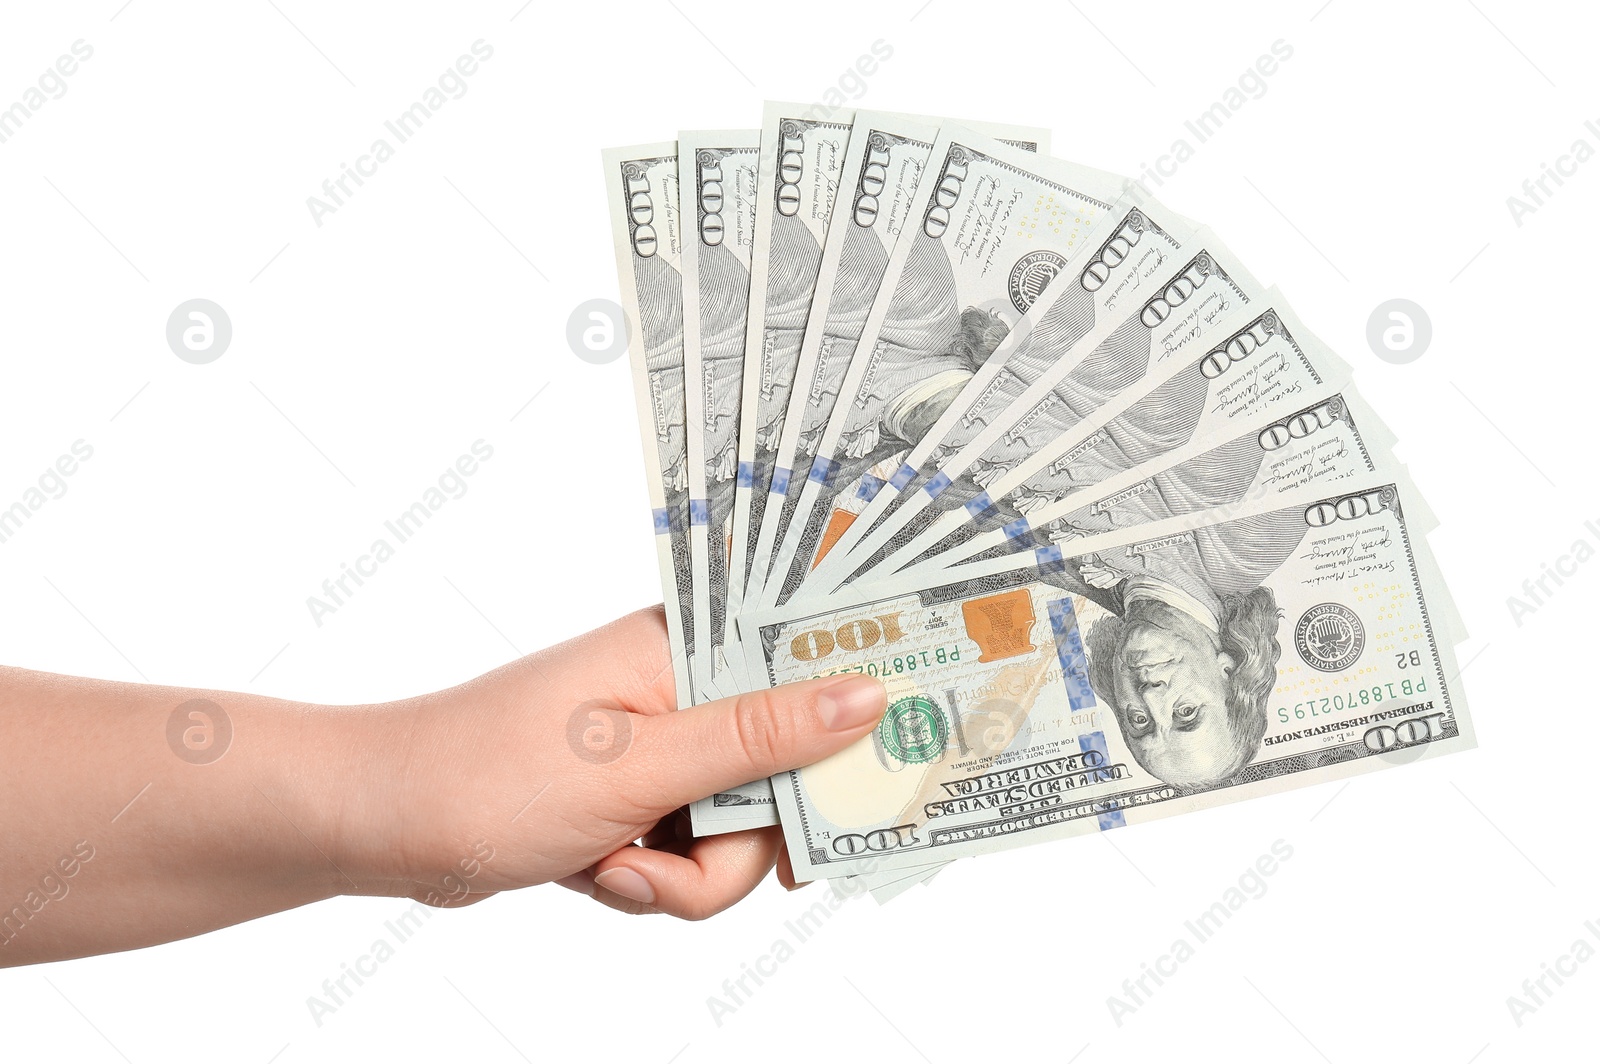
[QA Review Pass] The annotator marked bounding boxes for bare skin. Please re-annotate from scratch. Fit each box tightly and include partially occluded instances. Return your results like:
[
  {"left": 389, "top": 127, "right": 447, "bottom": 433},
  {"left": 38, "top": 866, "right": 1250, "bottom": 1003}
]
[{"left": 0, "top": 607, "right": 887, "bottom": 967}]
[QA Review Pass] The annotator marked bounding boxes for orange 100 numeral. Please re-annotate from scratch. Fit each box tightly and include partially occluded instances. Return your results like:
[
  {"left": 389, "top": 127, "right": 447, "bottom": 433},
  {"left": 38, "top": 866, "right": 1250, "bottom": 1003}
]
[{"left": 790, "top": 613, "right": 907, "bottom": 661}]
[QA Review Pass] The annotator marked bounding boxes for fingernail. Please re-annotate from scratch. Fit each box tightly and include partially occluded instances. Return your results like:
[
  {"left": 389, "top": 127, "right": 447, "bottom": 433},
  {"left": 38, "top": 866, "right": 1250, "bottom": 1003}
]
[
  {"left": 555, "top": 871, "right": 595, "bottom": 897},
  {"left": 594, "top": 867, "right": 655, "bottom": 905},
  {"left": 816, "top": 675, "right": 887, "bottom": 732}
]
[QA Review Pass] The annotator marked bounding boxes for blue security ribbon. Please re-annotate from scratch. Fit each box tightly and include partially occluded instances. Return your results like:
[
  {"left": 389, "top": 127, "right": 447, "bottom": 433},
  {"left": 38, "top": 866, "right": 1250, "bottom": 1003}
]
[
  {"left": 855, "top": 474, "right": 884, "bottom": 502},
  {"left": 1047, "top": 598, "right": 1096, "bottom": 713},
  {"left": 1077, "top": 732, "right": 1124, "bottom": 831}
]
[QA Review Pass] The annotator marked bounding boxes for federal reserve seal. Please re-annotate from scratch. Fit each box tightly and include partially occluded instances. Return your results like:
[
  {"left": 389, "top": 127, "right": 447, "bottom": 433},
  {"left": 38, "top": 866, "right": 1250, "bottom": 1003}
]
[
  {"left": 1295, "top": 603, "right": 1365, "bottom": 672},
  {"left": 877, "top": 695, "right": 948, "bottom": 764},
  {"left": 1008, "top": 250, "right": 1067, "bottom": 313}
]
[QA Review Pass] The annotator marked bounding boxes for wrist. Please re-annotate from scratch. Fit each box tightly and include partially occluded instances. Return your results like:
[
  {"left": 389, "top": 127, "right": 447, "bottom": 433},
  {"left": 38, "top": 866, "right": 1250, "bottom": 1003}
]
[{"left": 293, "top": 697, "right": 428, "bottom": 899}]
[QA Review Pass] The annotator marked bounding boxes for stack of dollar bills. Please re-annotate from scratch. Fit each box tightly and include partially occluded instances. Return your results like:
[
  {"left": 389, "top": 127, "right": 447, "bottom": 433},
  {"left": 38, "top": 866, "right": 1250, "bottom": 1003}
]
[{"left": 603, "top": 104, "right": 1473, "bottom": 903}]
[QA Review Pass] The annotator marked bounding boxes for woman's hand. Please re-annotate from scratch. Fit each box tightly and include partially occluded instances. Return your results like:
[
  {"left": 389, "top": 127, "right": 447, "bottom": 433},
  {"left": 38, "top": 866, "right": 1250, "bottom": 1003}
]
[
  {"left": 358, "top": 607, "right": 887, "bottom": 920},
  {"left": 0, "top": 606, "right": 882, "bottom": 966}
]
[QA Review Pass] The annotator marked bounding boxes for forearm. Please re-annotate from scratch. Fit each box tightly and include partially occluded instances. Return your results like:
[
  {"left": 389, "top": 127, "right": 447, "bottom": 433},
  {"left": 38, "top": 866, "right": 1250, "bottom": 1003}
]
[
  {"left": 0, "top": 665, "right": 407, "bottom": 966},
  {"left": 0, "top": 606, "right": 893, "bottom": 957}
]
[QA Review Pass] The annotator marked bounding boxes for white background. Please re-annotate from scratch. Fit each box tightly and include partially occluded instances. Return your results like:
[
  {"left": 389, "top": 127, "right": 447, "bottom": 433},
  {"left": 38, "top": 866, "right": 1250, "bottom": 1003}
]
[{"left": 0, "top": 1, "right": 1591, "bottom": 1060}]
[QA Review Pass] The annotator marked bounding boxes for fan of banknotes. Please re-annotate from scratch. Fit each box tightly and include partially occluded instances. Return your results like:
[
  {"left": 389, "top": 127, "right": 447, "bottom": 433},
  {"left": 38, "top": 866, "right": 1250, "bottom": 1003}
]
[{"left": 602, "top": 104, "right": 1474, "bottom": 903}]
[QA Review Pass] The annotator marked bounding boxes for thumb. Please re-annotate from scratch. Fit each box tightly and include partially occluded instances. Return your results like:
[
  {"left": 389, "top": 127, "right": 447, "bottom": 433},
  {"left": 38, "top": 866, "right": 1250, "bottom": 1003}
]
[{"left": 625, "top": 674, "right": 887, "bottom": 814}]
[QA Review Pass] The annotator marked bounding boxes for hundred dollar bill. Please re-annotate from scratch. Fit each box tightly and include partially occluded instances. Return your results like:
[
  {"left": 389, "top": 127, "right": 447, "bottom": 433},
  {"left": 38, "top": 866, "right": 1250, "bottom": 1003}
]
[
  {"left": 603, "top": 143, "right": 696, "bottom": 707},
  {"left": 704, "top": 113, "right": 1047, "bottom": 836},
  {"left": 672, "top": 132, "right": 771, "bottom": 835},
  {"left": 740, "top": 109, "right": 943, "bottom": 622},
  {"left": 805, "top": 202, "right": 1202, "bottom": 593},
  {"left": 859, "top": 290, "right": 1345, "bottom": 581},
  {"left": 745, "top": 473, "right": 1472, "bottom": 881},
  {"left": 920, "top": 386, "right": 1395, "bottom": 572},
  {"left": 680, "top": 130, "right": 760, "bottom": 701},
  {"left": 836, "top": 381, "right": 1396, "bottom": 893},
  {"left": 847, "top": 861, "right": 948, "bottom": 904},
  {"left": 806, "top": 207, "right": 1222, "bottom": 896},
  {"left": 700, "top": 109, "right": 928, "bottom": 838},
  {"left": 742, "top": 112, "right": 1050, "bottom": 614},
  {"left": 869, "top": 864, "right": 947, "bottom": 904},
  {"left": 815, "top": 231, "right": 1266, "bottom": 595},
  {"left": 725, "top": 104, "right": 857, "bottom": 675},
  {"left": 841, "top": 381, "right": 1393, "bottom": 894},
  {"left": 760, "top": 125, "right": 1125, "bottom": 610}
]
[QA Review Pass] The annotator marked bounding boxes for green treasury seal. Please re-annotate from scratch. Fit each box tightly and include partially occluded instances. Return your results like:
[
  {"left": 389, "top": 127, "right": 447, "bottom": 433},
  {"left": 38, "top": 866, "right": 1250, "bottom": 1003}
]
[{"left": 878, "top": 695, "right": 948, "bottom": 764}]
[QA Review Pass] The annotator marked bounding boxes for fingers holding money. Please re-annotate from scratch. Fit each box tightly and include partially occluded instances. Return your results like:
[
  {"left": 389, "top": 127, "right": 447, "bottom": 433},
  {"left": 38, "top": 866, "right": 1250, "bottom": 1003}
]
[{"left": 591, "top": 826, "right": 785, "bottom": 919}]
